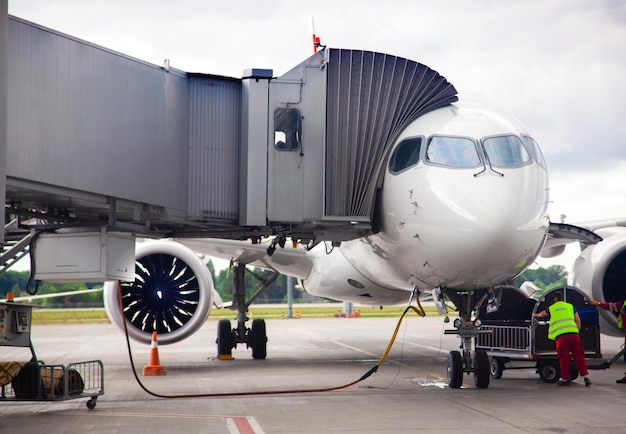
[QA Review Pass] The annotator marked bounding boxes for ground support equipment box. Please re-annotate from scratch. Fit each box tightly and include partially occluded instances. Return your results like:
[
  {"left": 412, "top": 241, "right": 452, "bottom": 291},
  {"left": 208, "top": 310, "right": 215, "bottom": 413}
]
[{"left": 0, "top": 301, "right": 104, "bottom": 409}]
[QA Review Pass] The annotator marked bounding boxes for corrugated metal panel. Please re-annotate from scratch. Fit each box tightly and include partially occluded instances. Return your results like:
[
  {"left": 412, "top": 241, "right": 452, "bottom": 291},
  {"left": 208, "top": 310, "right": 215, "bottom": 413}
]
[
  {"left": 6, "top": 17, "right": 190, "bottom": 212},
  {"left": 0, "top": 4, "right": 6, "bottom": 244},
  {"left": 324, "top": 49, "right": 458, "bottom": 218},
  {"left": 188, "top": 75, "right": 241, "bottom": 221}
]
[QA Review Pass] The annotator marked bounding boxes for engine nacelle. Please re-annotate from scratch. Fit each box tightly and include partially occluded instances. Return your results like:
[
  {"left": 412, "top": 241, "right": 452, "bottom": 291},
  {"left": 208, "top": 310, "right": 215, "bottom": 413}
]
[
  {"left": 570, "top": 227, "right": 626, "bottom": 337},
  {"left": 104, "top": 240, "right": 213, "bottom": 345},
  {"left": 302, "top": 246, "right": 410, "bottom": 306}
]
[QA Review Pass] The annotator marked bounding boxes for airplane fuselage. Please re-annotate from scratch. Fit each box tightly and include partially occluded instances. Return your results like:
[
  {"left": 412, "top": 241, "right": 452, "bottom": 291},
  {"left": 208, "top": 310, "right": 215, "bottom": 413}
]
[{"left": 304, "top": 102, "right": 550, "bottom": 303}]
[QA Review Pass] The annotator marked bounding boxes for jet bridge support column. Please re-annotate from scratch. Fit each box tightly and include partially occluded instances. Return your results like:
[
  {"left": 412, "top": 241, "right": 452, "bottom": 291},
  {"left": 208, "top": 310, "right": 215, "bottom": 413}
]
[{"left": 0, "top": 0, "right": 7, "bottom": 244}]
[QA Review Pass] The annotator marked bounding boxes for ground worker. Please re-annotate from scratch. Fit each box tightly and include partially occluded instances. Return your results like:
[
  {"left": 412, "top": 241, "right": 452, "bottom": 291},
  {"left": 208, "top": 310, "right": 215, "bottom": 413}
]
[
  {"left": 590, "top": 299, "right": 626, "bottom": 383},
  {"left": 533, "top": 291, "right": 592, "bottom": 386}
]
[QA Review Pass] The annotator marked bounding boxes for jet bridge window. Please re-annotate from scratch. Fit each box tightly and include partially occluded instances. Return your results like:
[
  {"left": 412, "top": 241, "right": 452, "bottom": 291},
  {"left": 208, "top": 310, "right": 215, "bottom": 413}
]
[
  {"left": 425, "top": 136, "right": 481, "bottom": 168},
  {"left": 389, "top": 137, "right": 422, "bottom": 174},
  {"left": 274, "top": 108, "right": 301, "bottom": 151},
  {"left": 482, "top": 135, "right": 531, "bottom": 168}
]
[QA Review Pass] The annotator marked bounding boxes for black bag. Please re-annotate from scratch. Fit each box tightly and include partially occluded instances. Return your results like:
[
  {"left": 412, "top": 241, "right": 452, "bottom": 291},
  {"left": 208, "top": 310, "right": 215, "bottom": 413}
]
[
  {"left": 11, "top": 362, "right": 44, "bottom": 399},
  {"left": 65, "top": 368, "right": 85, "bottom": 396}
]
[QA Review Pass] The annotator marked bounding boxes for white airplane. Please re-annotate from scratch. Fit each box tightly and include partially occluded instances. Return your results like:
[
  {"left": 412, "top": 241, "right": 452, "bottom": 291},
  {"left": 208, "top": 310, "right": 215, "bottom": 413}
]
[
  {"left": 97, "top": 98, "right": 626, "bottom": 389},
  {"left": 4, "top": 15, "right": 622, "bottom": 390}
]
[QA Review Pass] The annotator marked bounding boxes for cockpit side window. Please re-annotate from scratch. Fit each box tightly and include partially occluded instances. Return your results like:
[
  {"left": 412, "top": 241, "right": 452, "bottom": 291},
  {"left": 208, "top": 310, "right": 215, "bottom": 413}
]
[
  {"left": 521, "top": 135, "right": 547, "bottom": 169},
  {"left": 482, "top": 135, "right": 530, "bottom": 168},
  {"left": 425, "top": 136, "right": 481, "bottom": 168},
  {"left": 389, "top": 137, "right": 422, "bottom": 174},
  {"left": 274, "top": 108, "right": 301, "bottom": 151}
]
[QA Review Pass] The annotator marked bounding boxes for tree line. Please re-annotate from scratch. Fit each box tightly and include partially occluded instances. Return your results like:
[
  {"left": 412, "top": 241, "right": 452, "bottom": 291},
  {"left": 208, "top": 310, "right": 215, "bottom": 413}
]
[
  {"left": 0, "top": 262, "right": 567, "bottom": 308},
  {"left": 0, "top": 259, "right": 310, "bottom": 308}
]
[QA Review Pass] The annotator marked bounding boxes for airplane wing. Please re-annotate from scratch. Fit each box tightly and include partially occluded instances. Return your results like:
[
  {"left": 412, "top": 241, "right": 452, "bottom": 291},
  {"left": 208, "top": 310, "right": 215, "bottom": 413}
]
[
  {"left": 0, "top": 287, "right": 104, "bottom": 303},
  {"left": 540, "top": 218, "right": 626, "bottom": 259},
  {"left": 175, "top": 238, "right": 315, "bottom": 280},
  {"left": 539, "top": 222, "right": 604, "bottom": 258}
]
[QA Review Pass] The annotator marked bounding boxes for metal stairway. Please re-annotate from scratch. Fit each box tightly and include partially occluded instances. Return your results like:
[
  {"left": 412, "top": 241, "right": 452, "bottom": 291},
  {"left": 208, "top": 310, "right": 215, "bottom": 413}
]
[{"left": 1, "top": 218, "right": 32, "bottom": 277}]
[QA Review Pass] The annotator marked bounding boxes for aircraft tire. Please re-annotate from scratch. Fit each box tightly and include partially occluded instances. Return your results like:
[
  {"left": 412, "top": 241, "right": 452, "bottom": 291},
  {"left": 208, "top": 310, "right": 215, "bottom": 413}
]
[
  {"left": 217, "top": 319, "right": 233, "bottom": 357},
  {"left": 447, "top": 351, "right": 463, "bottom": 389},
  {"left": 474, "top": 350, "right": 490, "bottom": 388},
  {"left": 251, "top": 319, "right": 267, "bottom": 360}
]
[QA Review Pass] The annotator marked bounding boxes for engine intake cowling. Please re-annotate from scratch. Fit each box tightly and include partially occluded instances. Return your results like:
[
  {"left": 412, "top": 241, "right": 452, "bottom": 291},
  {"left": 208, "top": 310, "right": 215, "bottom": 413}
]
[
  {"left": 570, "top": 228, "right": 626, "bottom": 337},
  {"left": 104, "top": 240, "right": 213, "bottom": 345}
]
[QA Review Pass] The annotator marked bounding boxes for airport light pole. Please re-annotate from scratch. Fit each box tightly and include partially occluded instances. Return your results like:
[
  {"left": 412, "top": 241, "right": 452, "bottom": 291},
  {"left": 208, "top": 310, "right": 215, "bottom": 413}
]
[{"left": 287, "top": 275, "right": 294, "bottom": 318}]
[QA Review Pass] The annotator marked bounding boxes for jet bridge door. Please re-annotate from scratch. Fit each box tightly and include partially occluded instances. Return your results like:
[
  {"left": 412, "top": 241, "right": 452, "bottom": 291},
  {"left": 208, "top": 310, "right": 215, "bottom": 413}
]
[
  {"left": 266, "top": 49, "right": 459, "bottom": 230},
  {"left": 267, "top": 53, "right": 327, "bottom": 223}
]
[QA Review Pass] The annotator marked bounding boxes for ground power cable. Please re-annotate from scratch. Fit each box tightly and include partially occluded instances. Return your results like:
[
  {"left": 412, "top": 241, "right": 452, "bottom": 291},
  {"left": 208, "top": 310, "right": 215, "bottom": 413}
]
[{"left": 118, "top": 283, "right": 426, "bottom": 399}]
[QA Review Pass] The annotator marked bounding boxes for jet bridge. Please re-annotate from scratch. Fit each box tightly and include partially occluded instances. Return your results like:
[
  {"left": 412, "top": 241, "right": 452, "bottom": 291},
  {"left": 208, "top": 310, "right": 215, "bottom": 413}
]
[{"left": 1, "top": 10, "right": 457, "bottom": 276}]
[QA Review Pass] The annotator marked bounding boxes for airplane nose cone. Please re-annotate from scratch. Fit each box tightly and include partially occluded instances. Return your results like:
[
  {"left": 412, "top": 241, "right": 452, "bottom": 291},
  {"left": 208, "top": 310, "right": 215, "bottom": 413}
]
[{"left": 445, "top": 179, "right": 548, "bottom": 282}]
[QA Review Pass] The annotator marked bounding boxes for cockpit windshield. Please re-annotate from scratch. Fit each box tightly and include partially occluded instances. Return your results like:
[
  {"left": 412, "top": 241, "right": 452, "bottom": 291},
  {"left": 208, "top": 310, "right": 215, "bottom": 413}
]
[
  {"left": 521, "top": 135, "right": 547, "bottom": 169},
  {"left": 389, "top": 133, "right": 543, "bottom": 175},
  {"left": 482, "top": 135, "right": 530, "bottom": 168},
  {"left": 389, "top": 137, "right": 422, "bottom": 174},
  {"left": 425, "top": 136, "right": 481, "bottom": 168}
]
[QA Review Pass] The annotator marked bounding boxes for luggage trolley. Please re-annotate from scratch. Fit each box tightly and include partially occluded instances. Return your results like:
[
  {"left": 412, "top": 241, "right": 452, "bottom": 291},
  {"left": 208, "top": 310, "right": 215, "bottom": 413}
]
[
  {"left": 475, "top": 286, "right": 602, "bottom": 383},
  {"left": 0, "top": 301, "right": 104, "bottom": 409}
]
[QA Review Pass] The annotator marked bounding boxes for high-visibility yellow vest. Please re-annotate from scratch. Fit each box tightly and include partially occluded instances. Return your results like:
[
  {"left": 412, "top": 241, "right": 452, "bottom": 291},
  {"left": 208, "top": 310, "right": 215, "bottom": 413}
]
[
  {"left": 548, "top": 301, "right": 579, "bottom": 340},
  {"left": 618, "top": 302, "right": 626, "bottom": 329}
]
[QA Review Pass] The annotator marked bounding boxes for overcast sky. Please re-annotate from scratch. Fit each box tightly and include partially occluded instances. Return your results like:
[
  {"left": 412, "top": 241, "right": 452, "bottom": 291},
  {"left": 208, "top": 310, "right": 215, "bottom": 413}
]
[{"left": 8, "top": 0, "right": 626, "bottom": 270}]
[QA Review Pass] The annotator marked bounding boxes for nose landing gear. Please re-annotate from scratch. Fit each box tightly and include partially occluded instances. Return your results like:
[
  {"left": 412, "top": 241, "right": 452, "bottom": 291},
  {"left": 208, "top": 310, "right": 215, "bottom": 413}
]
[{"left": 442, "top": 289, "right": 491, "bottom": 389}]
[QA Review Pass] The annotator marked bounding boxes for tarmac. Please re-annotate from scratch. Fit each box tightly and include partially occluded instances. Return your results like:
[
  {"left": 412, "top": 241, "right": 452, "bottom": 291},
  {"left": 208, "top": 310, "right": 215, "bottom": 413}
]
[{"left": 1, "top": 314, "right": 626, "bottom": 433}]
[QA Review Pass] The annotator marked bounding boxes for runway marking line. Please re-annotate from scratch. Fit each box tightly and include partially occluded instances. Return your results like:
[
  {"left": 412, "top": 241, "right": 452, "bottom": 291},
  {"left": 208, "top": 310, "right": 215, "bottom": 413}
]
[
  {"left": 62, "top": 411, "right": 265, "bottom": 434},
  {"left": 298, "top": 330, "right": 447, "bottom": 381}
]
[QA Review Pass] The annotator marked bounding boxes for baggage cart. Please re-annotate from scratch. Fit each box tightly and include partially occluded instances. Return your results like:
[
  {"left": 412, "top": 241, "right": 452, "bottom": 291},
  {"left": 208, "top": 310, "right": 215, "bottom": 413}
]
[
  {"left": 1, "top": 359, "right": 104, "bottom": 409},
  {"left": 1, "top": 301, "right": 104, "bottom": 408},
  {"left": 475, "top": 286, "right": 602, "bottom": 383}
]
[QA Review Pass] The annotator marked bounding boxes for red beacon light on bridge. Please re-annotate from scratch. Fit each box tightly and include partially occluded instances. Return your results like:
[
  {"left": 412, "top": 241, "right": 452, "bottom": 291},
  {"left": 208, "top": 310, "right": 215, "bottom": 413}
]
[{"left": 310, "top": 16, "right": 325, "bottom": 53}]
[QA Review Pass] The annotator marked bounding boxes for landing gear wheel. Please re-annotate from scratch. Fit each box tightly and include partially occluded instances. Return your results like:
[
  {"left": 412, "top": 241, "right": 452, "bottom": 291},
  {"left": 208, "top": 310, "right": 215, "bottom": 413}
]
[
  {"left": 570, "top": 367, "right": 579, "bottom": 381},
  {"left": 447, "top": 351, "right": 463, "bottom": 389},
  {"left": 86, "top": 397, "right": 97, "bottom": 409},
  {"left": 538, "top": 360, "right": 560, "bottom": 383},
  {"left": 489, "top": 357, "right": 504, "bottom": 379},
  {"left": 251, "top": 318, "right": 267, "bottom": 360},
  {"left": 474, "top": 350, "right": 490, "bottom": 389},
  {"left": 217, "top": 319, "right": 234, "bottom": 358}
]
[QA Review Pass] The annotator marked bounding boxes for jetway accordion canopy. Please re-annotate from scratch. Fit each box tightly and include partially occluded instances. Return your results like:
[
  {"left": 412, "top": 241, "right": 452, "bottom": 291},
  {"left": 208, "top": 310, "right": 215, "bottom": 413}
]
[{"left": 324, "top": 49, "right": 458, "bottom": 218}]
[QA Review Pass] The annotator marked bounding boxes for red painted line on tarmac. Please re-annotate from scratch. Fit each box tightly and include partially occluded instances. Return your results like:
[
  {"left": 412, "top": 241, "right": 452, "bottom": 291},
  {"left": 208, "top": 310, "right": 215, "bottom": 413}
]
[
  {"left": 232, "top": 417, "right": 257, "bottom": 434},
  {"left": 63, "top": 411, "right": 262, "bottom": 433}
]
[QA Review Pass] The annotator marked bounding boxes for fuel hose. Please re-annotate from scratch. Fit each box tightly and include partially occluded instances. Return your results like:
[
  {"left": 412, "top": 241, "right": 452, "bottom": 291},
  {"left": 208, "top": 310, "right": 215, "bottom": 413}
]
[{"left": 119, "top": 283, "right": 426, "bottom": 398}]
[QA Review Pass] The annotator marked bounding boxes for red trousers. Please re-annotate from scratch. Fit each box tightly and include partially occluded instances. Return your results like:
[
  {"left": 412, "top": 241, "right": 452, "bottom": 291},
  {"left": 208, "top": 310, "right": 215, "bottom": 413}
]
[{"left": 556, "top": 333, "right": 589, "bottom": 380}]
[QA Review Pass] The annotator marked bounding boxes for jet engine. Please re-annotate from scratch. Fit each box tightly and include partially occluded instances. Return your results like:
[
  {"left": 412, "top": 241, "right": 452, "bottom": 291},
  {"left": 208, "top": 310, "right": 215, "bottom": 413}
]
[
  {"left": 569, "top": 227, "right": 626, "bottom": 337},
  {"left": 103, "top": 240, "right": 213, "bottom": 345}
]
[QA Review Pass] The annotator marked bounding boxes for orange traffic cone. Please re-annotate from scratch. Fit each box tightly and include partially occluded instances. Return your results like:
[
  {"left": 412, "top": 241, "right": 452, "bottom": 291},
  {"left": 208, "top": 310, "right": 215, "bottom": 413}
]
[{"left": 143, "top": 331, "right": 167, "bottom": 376}]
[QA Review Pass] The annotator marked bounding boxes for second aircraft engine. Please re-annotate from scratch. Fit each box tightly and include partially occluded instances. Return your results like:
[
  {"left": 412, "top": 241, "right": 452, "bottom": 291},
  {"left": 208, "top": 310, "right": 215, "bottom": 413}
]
[{"left": 569, "top": 227, "right": 626, "bottom": 337}]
